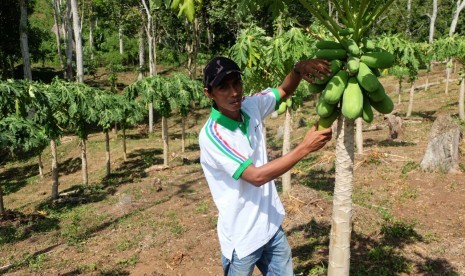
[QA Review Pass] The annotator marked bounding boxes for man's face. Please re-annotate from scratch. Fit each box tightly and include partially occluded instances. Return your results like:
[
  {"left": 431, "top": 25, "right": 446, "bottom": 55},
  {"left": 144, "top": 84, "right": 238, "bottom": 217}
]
[{"left": 204, "top": 72, "right": 243, "bottom": 120}]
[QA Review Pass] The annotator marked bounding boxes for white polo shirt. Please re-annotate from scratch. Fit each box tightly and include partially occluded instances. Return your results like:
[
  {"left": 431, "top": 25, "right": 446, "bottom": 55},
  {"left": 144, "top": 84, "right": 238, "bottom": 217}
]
[{"left": 199, "top": 87, "right": 286, "bottom": 260}]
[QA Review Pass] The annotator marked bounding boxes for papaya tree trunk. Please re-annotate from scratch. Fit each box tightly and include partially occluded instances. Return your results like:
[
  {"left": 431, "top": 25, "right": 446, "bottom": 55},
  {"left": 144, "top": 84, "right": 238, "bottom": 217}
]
[
  {"left": 181, "top": 116, "right": 186, "bottom": 153},
  {"left": 282, "top": 107, "right": 292, "bottom": 193},
  {"left": 328, "top": 116, "right": 354, "bottom": 276},
  {"left": 122, "top": 125, "right": 127, "bottom": 161},
  {"left": 105, "top": 130, "right": 111, "bottom": 177},
  {"left": 425, "top": 71, "right": 430, "bottom": 92},
  {"left": 51, "top": 139, "right": 59, "bottom": 199},
  {"left": 355, "top": 117, "right": 363, "bottom": 154},
  {"left": 162, "top": 116, "right": 169, "bottom": 166},
  {"left": 445, "top": 64, "right": 451, "bottom": 95},
  {"left": 397, "top": 78, "right": 403, "bottom": 104},
  {"left": 38, "top": 153, "right": 44, "bottom": 179},
  {"left": 407, "top": 80, "right": 416, "bottom": 117},
  {"left": 149, "top": 103, "right": 154, "bottom": 133},
  {"left": 81, "top": 139, "right": 88, "bottom": 185},
  {"left": 19, "top": 0, "right": 32, "bottom": 81},
  {"left": 459, "top": 77, "right": 465, "bottom": 120},
  {"left": 113, "top": 123, "right": 118, "bottom": 138}
]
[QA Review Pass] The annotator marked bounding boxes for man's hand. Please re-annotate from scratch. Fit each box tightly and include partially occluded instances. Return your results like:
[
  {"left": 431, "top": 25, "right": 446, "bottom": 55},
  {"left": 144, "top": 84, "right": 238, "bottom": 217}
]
[
  {"left": 302, "top": 124, "right": 333, "bottom": 153},
  {"left": 294, "top": 59, "right": 332, "bottom": 84}
]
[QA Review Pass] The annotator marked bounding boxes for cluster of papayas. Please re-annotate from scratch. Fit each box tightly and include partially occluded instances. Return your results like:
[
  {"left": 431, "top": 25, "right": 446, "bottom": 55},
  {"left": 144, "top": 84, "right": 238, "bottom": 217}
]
[{"left": 312, "top": 32, "right": 395, "bottom": 130}]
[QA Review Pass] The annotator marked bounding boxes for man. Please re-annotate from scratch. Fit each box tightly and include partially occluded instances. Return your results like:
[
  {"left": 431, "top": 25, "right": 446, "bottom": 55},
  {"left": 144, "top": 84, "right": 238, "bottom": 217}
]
[{"left": 199, "top": 56, "right": 333, "bottom": 275}]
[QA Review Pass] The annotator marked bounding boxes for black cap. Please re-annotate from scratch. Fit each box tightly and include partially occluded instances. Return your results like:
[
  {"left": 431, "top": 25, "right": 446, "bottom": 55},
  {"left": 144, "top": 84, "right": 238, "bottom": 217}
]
[{"left": 203, "top": 57, "right": 241, "bottom": 89}]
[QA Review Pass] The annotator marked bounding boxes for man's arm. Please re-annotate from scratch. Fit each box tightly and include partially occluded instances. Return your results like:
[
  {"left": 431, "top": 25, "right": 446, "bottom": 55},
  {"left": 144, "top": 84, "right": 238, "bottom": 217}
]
[
  {"left": 277, "top": 59, "right": 332, "bottom": 100},
  {"left": 240, "top": 125, "right": 332, "bottom": 187}
]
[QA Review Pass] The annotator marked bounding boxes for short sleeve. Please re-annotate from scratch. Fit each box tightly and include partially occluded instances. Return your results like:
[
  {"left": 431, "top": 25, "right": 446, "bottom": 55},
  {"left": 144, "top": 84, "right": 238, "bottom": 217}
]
[{"left": 247, "top": 88, "right": 281, "bottom": 119}]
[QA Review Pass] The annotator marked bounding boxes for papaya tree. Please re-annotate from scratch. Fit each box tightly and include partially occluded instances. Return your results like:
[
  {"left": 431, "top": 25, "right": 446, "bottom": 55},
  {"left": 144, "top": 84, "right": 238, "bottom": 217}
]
[
  {"left": 0, "top": 115, "right": 47, "bottom": 214},
  {"left": 129, "top": 75, "right": 172, "bottom": 166},
  {"left": 378, "top": 35, "right": 409, "bottom": 104},
  {"left": 0, "top": 79, "right": 45, "bottom": 212},
  {"left": 403, "top": 42, "right": 424, "bottom": 117},
  {"left": 0, "top": 80, "right": 51, "bottom": 179},
  {"left": 379, "top": 36, "right": 423, "bottom": 117},
  {"left": 94, "top": 92, "right": 123, "bottom": 177},
  {"left": 294, "top": 1, "right": 397, "bottom": 274},
  {"left": 169, "top": 73, "right": 206, "bottom": 153},
  {"left": 418, "top": 42, "right": 435, "bottom": 92},
  {"left": 26, "top": 81, "right": 56, "bottom": 180},
  {"left": 59, "top": 80, "right": 100, "bottom": 185},
  {"left": 45, "top": 78, "right": 78, "bottom": 198},
  {"left": 151, "top": 76, "right": 173, "bottom": 166},
  {"left": 433, "top": 35, "right": 460, "bottom": 94},
  {"left": 120, "top": 90, "right": 145, "bottom": 161}
]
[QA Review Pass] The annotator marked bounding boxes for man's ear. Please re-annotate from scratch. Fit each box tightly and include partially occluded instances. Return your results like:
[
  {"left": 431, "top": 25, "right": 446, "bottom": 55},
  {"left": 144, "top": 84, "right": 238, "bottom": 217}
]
[{"left": 203, "top": 88, "right": 211, "bottom": 99}]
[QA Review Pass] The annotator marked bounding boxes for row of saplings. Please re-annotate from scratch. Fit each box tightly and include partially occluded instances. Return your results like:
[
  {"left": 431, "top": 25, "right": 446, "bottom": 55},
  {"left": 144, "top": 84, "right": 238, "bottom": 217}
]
[{"left": 278, "top": 32, "right": 395, "bottom": 130}]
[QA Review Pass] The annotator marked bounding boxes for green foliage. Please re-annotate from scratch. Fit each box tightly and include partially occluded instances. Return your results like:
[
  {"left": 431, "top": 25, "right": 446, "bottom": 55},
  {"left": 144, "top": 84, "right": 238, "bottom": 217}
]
[
  {"left": 230, "top": 24, "right": 268, "bottom": 71},
  {"left": 144, "top": 75, "right": 173, "bottom": 117},
  {"left": 0, "top": 80, "right": 51, "bottom": 158},
  {"left": 168, "top": 0, "right": 202, "bottom": 22},
  {"left": 94, "top": 93, "right": 124, "bottom": 131},
  {"left": 229, "top": 21, "right": 316, "bottom": 106},
  {"left": 433, "top": 35, "right": 461, "bottom": 61},
  {"left": 378, "top": 35, "right": 424, "bottom": 82},
  {"left": 0, "top": 115, "right": 48, "bottom": 158},
  {"left": 168, "top": 73, "right": 207, "bottom": 116},
  {"left": 49, "top": 78, "right": 104, "bottom": 140},
  {"left": 125, "top": 72, "right": 205, "bottom": 120}
]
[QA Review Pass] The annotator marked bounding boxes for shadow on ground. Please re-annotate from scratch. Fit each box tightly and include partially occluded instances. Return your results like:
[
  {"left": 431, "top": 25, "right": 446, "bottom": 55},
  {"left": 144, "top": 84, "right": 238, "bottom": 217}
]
[
  {"left": 289, "top": 218, "right": 459, "bottom": 275},
  {"left": 0, "top": 163, "right": 38, "bottom": 195}
]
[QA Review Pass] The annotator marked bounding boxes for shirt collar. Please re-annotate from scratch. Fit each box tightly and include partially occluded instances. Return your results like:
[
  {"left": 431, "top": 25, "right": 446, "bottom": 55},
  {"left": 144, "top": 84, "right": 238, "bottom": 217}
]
[{"left": 210, "top": 106, "right": 250, "bottom": 132}]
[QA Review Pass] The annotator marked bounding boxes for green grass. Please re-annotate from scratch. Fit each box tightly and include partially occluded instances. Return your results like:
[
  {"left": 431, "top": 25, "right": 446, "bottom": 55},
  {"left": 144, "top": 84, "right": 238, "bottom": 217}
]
[
  {"left": 400, "top": 185, "right": 418, "bottom": 200},
  {"left": 117, "top": 255, "right": 138, "bottom": 267},
  {"left": 194, "top": 200, "right": 209, "bottom": 214},
  {"left": 27, "top": 253, "right": 49, "bottom": 271},
  {"left": 401, "top": 161, "right": 419, "bottom": 174}
]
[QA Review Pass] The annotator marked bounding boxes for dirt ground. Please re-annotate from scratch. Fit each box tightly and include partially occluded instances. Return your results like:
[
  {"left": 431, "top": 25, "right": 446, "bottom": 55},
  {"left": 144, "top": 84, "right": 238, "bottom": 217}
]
[{"left": 1, "top": 64, "right": 464, "bottom": 275}]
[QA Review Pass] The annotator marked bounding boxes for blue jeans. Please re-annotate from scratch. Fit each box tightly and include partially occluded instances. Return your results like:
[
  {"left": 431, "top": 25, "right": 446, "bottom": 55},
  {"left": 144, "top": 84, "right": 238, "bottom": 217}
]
[{"left": 221, "top": 226, "right": 293, "bottom": 276}]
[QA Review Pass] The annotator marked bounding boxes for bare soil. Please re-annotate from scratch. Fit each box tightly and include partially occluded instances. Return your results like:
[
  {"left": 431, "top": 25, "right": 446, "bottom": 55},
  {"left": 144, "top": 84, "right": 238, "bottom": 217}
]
[{"left": 1, "top": 64, "right": 464, "bottom": 276}]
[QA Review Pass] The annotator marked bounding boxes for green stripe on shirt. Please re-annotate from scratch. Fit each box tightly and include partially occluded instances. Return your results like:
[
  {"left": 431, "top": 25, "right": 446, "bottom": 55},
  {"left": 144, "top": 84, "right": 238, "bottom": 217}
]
[{"left": 205, "top": 119, "right": 244, "bottom": 165}]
